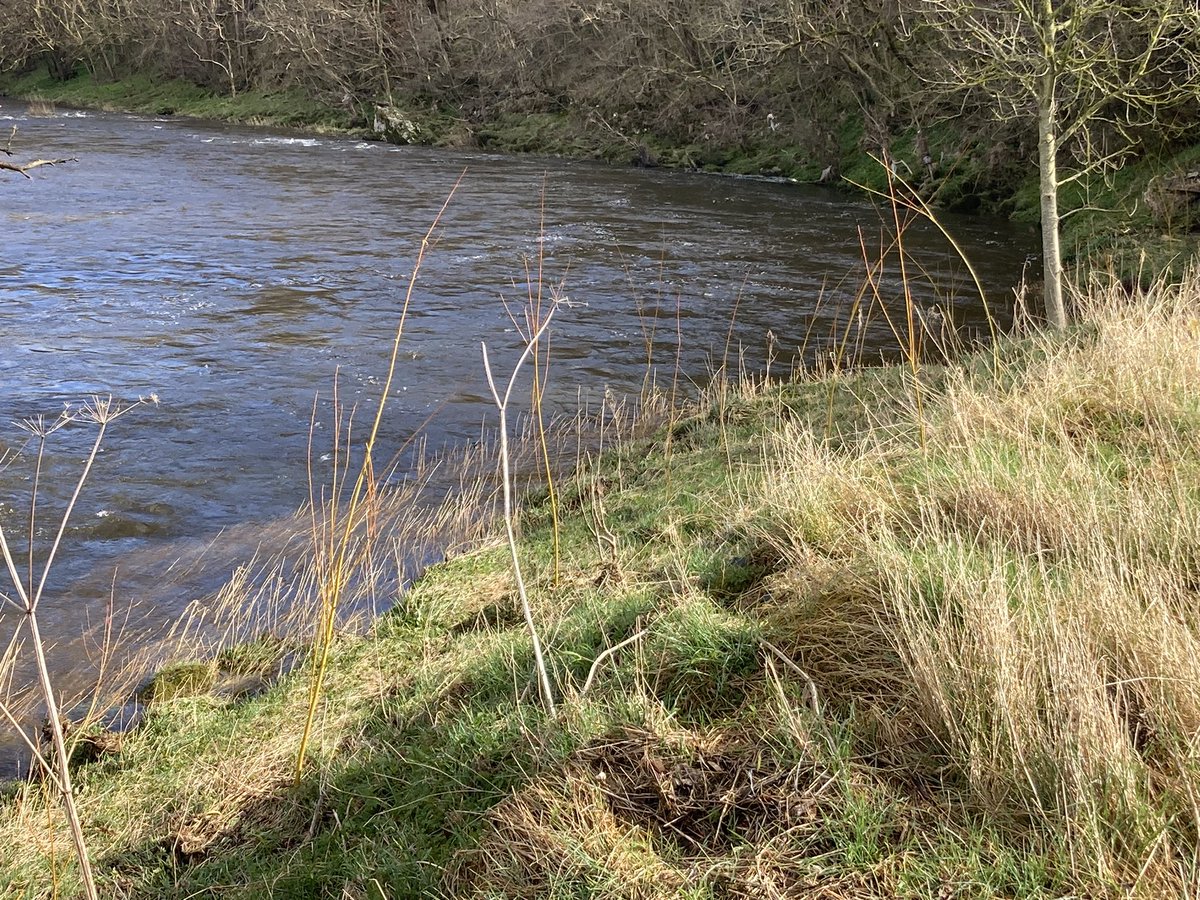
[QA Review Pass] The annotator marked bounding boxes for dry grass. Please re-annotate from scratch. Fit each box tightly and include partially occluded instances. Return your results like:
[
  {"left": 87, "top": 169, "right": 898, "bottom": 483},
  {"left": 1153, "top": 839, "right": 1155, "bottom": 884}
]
[
  {"left": 24, "top": 98, "right": 56, "bottom": 117},
  {"left": 6, "top": 272, "right": 1200, "bottom": 898},
  {"left": 453, "top": 718, "right": 869, "bottom": 900},
  {"left": 453, "top": 770, "right": 684, "bottom": 899},
  {"left": 754, "top": 271, "right": 1200, "bottom": 895}
]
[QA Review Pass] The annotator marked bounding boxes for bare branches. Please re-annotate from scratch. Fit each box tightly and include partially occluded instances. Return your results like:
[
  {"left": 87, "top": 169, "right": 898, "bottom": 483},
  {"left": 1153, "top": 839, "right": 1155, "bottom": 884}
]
[
  {"left": 0, "top": 126, "right": 76, "bottom": 178},
  {"left": 0, "top": 157, "right": 77, "bottom": 178},
  {"left": 481, "top": 299, "right": 565, "bottom": 718},
  {"left": 906, "top": 0, "right": 1200, "bottom": 329},
  {"left": 580, "top": 628, "right": 646, "bottom": 697},
  {"left": 910, "top": 0, "right": 1200, "bottom": 140}
]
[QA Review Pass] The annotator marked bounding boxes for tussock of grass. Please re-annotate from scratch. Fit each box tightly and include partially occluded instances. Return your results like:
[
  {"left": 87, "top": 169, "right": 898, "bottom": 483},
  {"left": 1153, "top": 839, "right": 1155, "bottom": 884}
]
[
  {"left": 138, "top": 661, "right": 217, "bottom": 704},
  {"left": 754, "top": 274, "right": 1200, "bottom": 894},
  {"left": 5, "top": 274, "right": 1200, "bottom": 897}
]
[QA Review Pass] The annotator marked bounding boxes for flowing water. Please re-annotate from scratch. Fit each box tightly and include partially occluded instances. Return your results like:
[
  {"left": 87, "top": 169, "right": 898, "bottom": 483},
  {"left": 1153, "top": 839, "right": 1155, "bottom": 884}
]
[{"left": 0, "top": 99, "right": 1038, "bottom": 768}]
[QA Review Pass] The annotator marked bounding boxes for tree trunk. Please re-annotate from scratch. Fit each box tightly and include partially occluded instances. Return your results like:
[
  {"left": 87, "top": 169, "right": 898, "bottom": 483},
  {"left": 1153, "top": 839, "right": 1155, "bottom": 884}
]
[
  {"left": 45, "top": 49, "right": 75, "bottom": 81},
  {"left": 1037, "top": 18, "right": 1066, "bottom": 329}
]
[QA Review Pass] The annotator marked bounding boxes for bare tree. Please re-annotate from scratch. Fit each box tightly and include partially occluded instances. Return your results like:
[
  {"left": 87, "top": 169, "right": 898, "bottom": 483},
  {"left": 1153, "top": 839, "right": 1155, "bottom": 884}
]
[
  {"left": 777, "top": 1, "right": 922, "bottom": 121},
  {"left": 908, "top": 0, "right": 1200, "bottom": 329}
]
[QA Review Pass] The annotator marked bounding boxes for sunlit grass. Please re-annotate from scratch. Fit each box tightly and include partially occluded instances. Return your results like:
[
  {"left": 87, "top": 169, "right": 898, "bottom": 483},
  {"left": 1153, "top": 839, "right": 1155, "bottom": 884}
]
[{"left": 4, "top": 268, "right": 1200, "bottom": 897}]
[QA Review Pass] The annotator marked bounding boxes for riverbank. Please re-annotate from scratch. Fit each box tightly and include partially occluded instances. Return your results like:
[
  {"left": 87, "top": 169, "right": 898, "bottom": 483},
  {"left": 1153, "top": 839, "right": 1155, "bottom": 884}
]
[
  {"left": 0, "top": 66, "right": 813, "bottom": 174},
  {"left": 3, "top": 270, "right": 1200, "bottom": 898},
  {"left": 0, "top": 68, "right": 363, "bottom": 134},
  {"left": 5, "top": 65, "right": 1197, "bottom": 285}
]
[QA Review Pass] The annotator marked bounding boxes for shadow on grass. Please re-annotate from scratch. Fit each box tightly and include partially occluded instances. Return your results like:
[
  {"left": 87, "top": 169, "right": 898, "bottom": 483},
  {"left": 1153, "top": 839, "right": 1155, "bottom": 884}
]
[{"left": 97, "top": 695, "right": 553, "bottom": 897}]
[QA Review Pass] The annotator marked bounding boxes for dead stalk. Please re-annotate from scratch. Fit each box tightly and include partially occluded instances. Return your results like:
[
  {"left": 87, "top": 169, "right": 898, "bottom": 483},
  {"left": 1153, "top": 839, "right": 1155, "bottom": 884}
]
[
  {"left": 884, "top": 159, "right": 927, "bottom": 449},
  {"left": 580, "top": 629, "right": 647, "bottom": 697},
  {"left": 0, "top": 395, "right": 149, "bottom": 900},
  {"left": 481, "top": 304, "right": 563, "bottom": 717},
  {"left": 295, "top": 174, "right": 463, "bottom": 779},
  {"left": 528, "top": 185, "right": 562, "bottom": 586},
  {"left": 761, "top": 638, "right": 821, "bottom": 716}
]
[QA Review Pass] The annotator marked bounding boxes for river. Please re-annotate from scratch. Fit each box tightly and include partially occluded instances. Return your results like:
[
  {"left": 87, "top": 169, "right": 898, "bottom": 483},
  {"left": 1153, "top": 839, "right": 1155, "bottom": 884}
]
[{"left": 0, "top": 99, "right": 1037, "bottom": 769}]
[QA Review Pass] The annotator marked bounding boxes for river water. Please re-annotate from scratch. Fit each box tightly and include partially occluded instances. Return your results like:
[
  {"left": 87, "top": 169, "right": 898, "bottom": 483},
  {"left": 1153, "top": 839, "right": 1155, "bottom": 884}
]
[{"left": 0, "top": 99, "right": 1037, "bottom": 764}]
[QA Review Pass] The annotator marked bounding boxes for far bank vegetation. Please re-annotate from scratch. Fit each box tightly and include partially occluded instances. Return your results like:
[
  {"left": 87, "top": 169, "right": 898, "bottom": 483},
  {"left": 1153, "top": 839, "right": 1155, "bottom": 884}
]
[{"left": 0, "top": 3, "right": 1191, "bottom": 176}]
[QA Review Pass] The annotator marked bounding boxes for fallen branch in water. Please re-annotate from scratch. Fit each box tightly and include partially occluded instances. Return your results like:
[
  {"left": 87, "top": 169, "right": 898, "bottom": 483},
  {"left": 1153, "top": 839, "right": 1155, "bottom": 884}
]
[
  {"left": 0, "top": 125, "right": 76, "bottom": 177},
  {"left": 0, "top": 157, "right": 77, "bottom": 178}
]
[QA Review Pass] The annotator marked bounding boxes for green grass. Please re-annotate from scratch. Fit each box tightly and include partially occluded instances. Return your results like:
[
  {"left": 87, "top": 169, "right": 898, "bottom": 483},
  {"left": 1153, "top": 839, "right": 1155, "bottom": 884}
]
[
  {"left": 0, "top": 68, "right": 358, "bottom": 132},
  {"left": 6, "top": 275, "right": 1200, "bottom": 897}
]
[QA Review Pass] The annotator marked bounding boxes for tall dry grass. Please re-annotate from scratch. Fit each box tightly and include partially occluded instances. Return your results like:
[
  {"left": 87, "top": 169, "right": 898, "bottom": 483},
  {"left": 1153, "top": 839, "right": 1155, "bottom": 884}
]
[
  {"left": 754, "top": 271, "right": 1200, "bottom": 894},
  {"left": 294, "top": 176, "right": 462, "bottom": 777}
]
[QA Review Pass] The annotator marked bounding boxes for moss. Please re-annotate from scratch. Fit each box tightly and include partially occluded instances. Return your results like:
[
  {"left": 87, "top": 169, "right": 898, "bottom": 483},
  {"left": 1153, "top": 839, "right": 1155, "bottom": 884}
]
[
  {"left": 215, "top": 634, "right": 299, "bottom": 679},
  {"left": 138, "top": 661, "right": 218, "bottom": 704},
  {"left": 0, "top": 68, "right": 358, "bottom": 134}
]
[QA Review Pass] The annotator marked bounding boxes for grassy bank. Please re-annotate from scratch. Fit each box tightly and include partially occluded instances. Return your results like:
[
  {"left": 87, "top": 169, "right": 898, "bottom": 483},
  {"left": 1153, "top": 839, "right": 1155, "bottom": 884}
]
[
  {"left": 0, "top": 68, "right": 361, "bottom": 133},
  {"left": 3, "top": 272, "right": 1200, "bottom": 898}
]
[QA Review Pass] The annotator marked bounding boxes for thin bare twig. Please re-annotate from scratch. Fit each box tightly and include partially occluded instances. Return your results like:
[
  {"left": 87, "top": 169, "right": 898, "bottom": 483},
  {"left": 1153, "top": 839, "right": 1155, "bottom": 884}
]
[
  {"left": 761, "top": 638, "right": 821, "bottom": 715},
  {"left": 481, "top": 303, "right": 564, "bottom": 717},
  {"left": 580, "top": 629, "right": 647, "bottom": 697}
]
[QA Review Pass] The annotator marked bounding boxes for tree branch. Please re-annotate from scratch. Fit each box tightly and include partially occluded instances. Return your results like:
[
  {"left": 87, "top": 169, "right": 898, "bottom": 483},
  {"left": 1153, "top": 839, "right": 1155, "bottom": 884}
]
[{"left": 0, "top": 157, "right": 77, "bottom": 178}]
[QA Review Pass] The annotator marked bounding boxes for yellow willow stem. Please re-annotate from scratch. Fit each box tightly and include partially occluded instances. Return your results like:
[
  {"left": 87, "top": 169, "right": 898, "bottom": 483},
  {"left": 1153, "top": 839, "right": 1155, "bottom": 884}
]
[
  {"left": 295, "top": 175, "right": 463, "bottom": 780},
  {"left": 531, "top": 335, "right": 560, "bottom": 587},
  {"left": 530, "top": 185, "right": 560, "bottom": 586},
  {"left": 884, "top": 160, "right": 927, "bottom": 450}
]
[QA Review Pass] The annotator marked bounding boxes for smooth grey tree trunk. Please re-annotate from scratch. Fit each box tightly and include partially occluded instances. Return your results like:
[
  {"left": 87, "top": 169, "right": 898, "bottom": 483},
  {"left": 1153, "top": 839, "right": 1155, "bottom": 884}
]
[{"left": 1037, "top": 14, "right": 1067, "bottom": 330}]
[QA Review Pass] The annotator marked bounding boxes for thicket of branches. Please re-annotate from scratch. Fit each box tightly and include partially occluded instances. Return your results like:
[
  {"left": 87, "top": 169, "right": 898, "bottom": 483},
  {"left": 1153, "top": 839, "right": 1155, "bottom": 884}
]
[
  {"left": 5, "top": 2, "right": 1195, "bottom": 173},
  {"left": 3, "top": 1, "right": 1198, "bottom": 323},
  {"left": 0, "top": 2, "right": 941, "bottom": 154}
]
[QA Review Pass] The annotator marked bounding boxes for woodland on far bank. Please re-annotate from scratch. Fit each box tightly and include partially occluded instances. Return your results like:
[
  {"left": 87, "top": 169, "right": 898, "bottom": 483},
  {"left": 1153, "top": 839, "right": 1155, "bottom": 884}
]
[{"left": 0, "top": 3, "right": 1194, "bottom": 196}]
